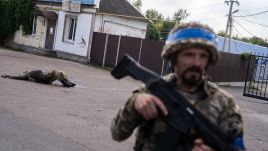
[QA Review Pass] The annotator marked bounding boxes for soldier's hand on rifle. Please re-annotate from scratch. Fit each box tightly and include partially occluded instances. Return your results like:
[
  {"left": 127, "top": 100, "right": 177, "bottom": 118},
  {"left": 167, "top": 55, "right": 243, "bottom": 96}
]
[
  {"left": 134, "top": 93, "right": 168, "bottom": 120},
  {"left": 192, "top": 138, "right": 214, "bottom": 151}
]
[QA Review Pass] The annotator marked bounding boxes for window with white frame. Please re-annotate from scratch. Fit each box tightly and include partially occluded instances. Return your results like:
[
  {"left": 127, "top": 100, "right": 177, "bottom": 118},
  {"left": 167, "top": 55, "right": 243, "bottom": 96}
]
[
  {"left": 31, "top": 15, "right": 37, "bottom": 35},
  {"left": 64, "top": 16, "right": 77, "bottom": 43}
]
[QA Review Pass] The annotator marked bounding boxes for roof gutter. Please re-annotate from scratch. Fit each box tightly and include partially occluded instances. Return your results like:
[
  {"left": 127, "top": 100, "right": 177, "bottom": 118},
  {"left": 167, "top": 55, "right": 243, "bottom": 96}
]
[{"left": 96, "top": 12, "right": 149, "bottom": 22}]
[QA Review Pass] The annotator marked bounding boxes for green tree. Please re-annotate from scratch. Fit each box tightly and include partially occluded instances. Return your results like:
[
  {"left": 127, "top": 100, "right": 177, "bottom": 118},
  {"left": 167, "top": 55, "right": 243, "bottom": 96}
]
[
  {"left": 217, "top": 30, "right": 268, "bottom": 47},
  {"left": 172, "top": 9, "right": 189, "bottom": 22},
  {"left": 145, "top": 9, "right": 164, "bottom": 23},
  {"left": 146, "top": 23, "right": 160, "bottom": 40},
  {"left": 145, "top": 9, "right": 164, "bottom": 38},
  {"left": 0, "top": 0, "right": 33, "bottom": 45},
  {"left": 249, "top": 36, "right": 268, "bottom": 47},
  {"left": 131, "top": 0, "right": 142, "bottom": 12},
  {"left": 232, "top": 34, "right": 240, "bottom": 41},
  {"left": 217, "top": 30, "right": 225, "bottom": 37},
  {"left": 240, "top": 37, "right": 250, "bottom": 43},
  {"left": 161, "top": 17, "right": 175, "bottom": 40},
  {"left": 161, "top": 9, "right": 189, "bottom": 40},
  {"left": 145, "top": 8, "right": 189, "bottom": 40}
]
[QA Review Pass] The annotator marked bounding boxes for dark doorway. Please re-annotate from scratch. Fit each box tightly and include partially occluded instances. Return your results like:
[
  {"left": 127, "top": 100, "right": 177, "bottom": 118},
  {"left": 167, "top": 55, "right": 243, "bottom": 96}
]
[{"left": 45, "top": 19, "right": 57, "bottom": 50}]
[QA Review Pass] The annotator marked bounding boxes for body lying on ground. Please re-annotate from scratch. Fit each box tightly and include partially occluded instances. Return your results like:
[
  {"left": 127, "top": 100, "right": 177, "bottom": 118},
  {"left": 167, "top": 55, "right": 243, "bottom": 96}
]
[{"left": 1, "top": 70, "right": 76, "bottom": 87}]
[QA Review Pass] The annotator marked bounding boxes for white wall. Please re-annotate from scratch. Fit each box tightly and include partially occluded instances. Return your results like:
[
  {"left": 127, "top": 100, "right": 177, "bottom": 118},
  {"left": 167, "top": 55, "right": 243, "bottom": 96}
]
[
  {"left": 217, "top": 36, "right": 268, "bottom": 54},
  {"left": 54, "top": 11, "right": 93, "bottom": 57},
  {"left": 94, "top": 14, "right": 147, "bottom": 39},
  {"left": 14, "top": 16, "right": 46, "bottom": 48}
]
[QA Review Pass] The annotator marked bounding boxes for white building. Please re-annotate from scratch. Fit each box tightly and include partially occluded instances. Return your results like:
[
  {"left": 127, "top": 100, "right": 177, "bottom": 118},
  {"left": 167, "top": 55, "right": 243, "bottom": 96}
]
[
  {"left": 95, "top": 0, "right": 148, "bottom": 38},
  {"left": 12, "top": 0, "right": 148, "bottom": 61}
]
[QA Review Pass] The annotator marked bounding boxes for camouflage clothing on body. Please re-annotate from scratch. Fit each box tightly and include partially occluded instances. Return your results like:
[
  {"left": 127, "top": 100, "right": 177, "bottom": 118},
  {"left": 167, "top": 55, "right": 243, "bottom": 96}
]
[
  {"left": 1, "top": 70, "right": 75, "bottom": 87},
  {"left": 111, "top": 74, "right": 244, "bottom": 151}
]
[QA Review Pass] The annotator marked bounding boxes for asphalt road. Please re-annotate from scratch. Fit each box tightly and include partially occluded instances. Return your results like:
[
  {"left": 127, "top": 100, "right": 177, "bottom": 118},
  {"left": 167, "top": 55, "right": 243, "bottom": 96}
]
[{"left": 0, "top": 47, "right": 267, "bottom": 151}]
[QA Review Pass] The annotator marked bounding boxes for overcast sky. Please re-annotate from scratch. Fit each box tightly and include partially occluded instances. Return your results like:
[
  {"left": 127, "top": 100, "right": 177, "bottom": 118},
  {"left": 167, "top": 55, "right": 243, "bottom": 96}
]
[{"left": 138, "top": 0, "right": 268, "bottom": 40}]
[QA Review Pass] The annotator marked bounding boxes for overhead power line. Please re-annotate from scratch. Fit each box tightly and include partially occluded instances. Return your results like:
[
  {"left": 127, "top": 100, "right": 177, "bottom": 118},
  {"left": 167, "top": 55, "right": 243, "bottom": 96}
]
[
  {"left": 233, "top": 25, "right": 252, "bottom": 53},
  {"left": 234, "top": 10, "right": 268, "bottom": 17},
  {"left": 233, "top": 19, "right": 255, "bottom": 37},
  {"left": 233, "top": 25, "right": 244, "bottom": 37},
  {"left": 235, "top": 17, "right": 268, "bottom": 28},
  {"left": 237, "top": 2, "right": 260, "bottom": 21}
]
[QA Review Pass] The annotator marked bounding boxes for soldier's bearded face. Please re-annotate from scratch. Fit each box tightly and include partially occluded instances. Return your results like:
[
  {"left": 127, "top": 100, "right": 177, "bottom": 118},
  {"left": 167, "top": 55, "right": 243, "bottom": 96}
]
[
  {"left": 175, "top": 48, "right": 209, "bottom": 86},
  {"left": 181, "top": 66, "right": 203, "bottom": 86}
]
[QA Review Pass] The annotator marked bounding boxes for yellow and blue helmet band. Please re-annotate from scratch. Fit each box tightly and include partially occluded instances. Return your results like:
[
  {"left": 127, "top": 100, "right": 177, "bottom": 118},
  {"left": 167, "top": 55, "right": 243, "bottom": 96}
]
[{"left": 165, "top": 27, "right": 217, "bottom": 45}]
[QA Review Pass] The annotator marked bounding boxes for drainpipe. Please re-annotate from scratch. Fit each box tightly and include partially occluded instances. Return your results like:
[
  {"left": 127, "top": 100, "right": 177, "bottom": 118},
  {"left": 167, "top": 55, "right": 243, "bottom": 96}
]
[
  {"left": 161, "top": 60, "right": 165, "bottom": 76},
  {"left": 102, "top": 33, "right": 109, "bottom": 68},
  {"left": 138, "top": 38, "right": 143, "bottom": 63},
  {"left": 86, "top": 12, "right": 96, "bottom": 63},
  {"left": 115, "top": 35, "right": 121, "bottom": 66}
]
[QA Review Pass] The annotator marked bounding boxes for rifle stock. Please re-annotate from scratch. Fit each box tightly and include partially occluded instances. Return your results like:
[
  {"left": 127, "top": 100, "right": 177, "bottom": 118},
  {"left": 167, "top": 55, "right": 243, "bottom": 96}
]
[
  {"left": 111, "top": 54, "right": 239, "bottom": 151},
  {"left": 111, "top": 54, "right": 159, "bottom": 82}
]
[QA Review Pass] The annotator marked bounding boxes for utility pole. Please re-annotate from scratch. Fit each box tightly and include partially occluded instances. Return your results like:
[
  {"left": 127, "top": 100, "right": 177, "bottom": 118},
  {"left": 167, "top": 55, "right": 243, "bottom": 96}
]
[{"left": 223, "top": 0, "right": 239, "bottom": 52}]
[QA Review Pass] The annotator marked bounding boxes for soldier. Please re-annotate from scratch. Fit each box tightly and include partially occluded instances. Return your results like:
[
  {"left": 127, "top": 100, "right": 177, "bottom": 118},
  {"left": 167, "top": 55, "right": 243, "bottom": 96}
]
[
  {"left": 1, "top": 70, "right": 76, "bottom": 87},
  {"left": 111, "top": 22, "right": 246, "bottom": 151}
]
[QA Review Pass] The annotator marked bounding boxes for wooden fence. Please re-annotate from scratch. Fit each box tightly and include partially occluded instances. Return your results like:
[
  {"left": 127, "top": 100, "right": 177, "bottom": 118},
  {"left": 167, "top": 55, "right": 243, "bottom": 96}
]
[{"left": 90, "top": 32, "right": 247, "bottom": 82}]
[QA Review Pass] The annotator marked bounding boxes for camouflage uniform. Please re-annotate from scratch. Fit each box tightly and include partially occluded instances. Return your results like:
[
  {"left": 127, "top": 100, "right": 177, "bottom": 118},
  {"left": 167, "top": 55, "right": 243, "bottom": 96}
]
[
  {"left": 111, "top": 22, "right": 245, "bottom": 151},
  {"left": 1, "top": 70, "right": 75, "bottom": 87},
  {"left": 111, "top": 74, "right": 244, "bottom": 151}
]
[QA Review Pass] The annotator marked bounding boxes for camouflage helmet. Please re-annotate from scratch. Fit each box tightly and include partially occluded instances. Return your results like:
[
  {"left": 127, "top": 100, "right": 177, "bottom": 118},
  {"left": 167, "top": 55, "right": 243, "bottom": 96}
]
[
  {"left": 161, "top": 22, "right": 219, "bottom": 65},
  {"left": 51, "top": 70, "right": 67, "bottom": 80},
  {"left": 58, "top": 71, "right": 67, "bottom": 80}
]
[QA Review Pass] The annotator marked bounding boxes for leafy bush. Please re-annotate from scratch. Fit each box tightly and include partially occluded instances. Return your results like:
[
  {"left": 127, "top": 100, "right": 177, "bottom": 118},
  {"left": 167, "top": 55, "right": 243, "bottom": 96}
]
[
  {"left": 240, "top": 52, "right": 251, "bottom": 61},
  {"left": 0, "top": 0, "right": 34, "bottom": 44},
  {"left": 146, "top": 23, "right": 160, "bottom": 40}
]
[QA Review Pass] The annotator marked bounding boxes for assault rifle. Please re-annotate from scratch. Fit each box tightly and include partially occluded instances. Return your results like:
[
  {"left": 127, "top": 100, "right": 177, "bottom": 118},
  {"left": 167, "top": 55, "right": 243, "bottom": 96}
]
[{"left": 111, "top": 54, "right": 240, "bottom": 151}]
